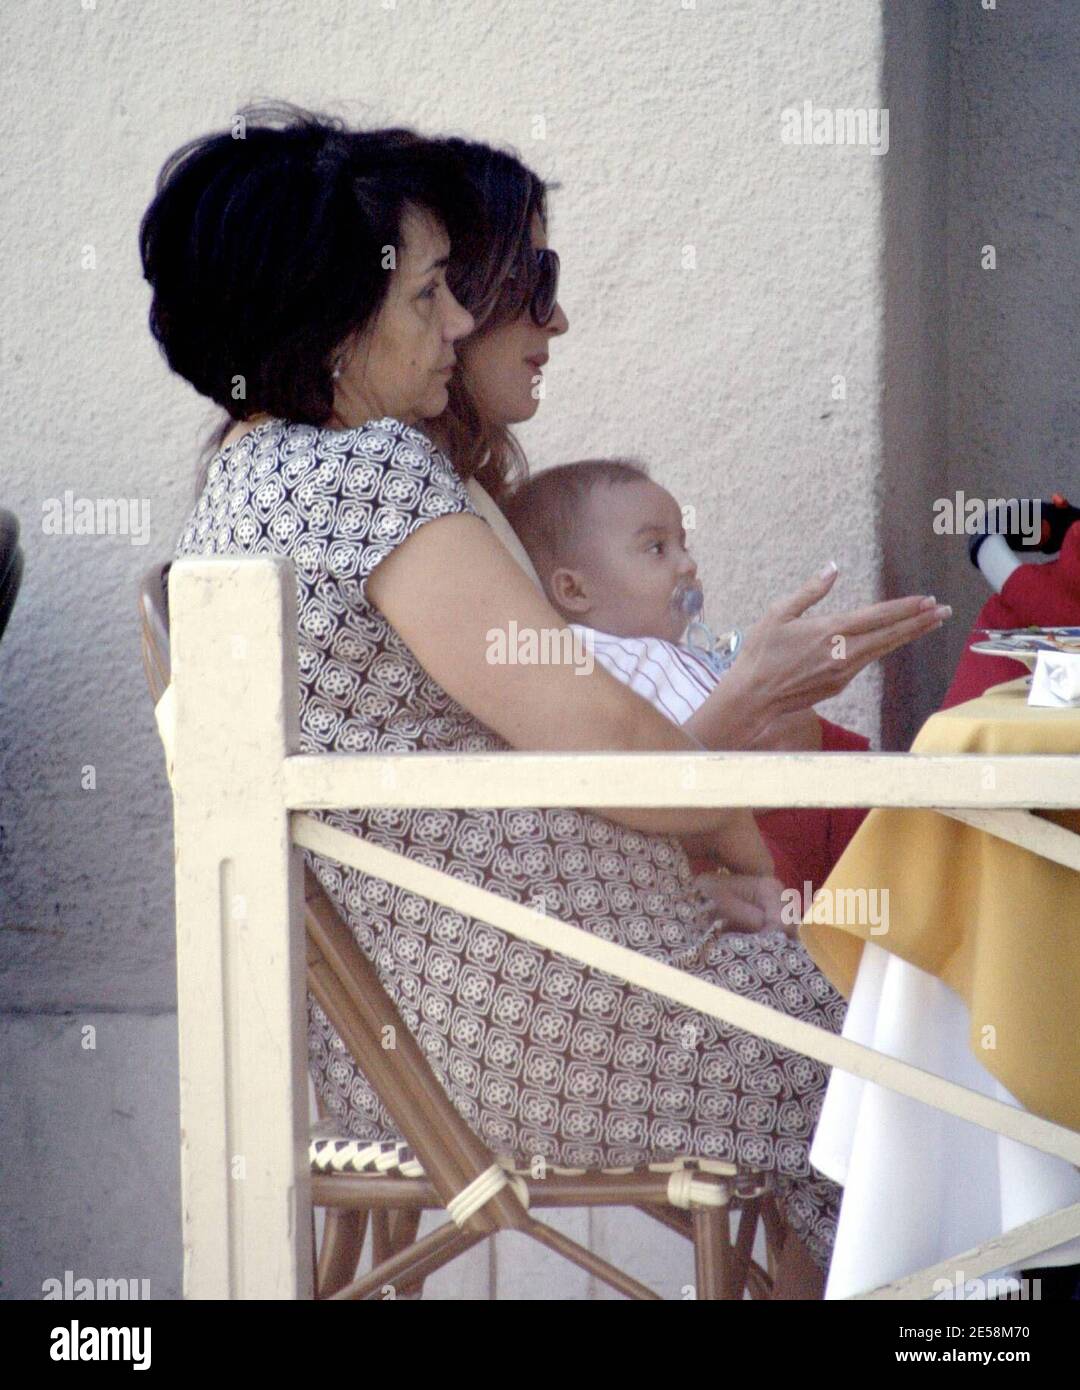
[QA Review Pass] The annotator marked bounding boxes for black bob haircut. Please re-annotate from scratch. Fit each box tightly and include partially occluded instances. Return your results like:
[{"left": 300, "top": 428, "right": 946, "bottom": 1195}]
[{"left": 139, "top": 103, "right": 475, "bottom": 426}]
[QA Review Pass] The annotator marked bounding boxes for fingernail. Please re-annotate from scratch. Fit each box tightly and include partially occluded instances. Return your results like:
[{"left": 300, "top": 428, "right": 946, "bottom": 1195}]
[
  {"left": 935, "top": 604, "right": 952, "bottom": 619},
  {"left": 919, "top": 596, "right": 937, "bottom": 610},
  {"left": 820, "top": 560, "right": 838, "bottom": 580}
]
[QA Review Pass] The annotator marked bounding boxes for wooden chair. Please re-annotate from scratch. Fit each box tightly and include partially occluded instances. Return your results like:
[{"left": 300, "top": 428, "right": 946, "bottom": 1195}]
[{"left": 139, "top": 559, "right": 786, "bottom": 1300}]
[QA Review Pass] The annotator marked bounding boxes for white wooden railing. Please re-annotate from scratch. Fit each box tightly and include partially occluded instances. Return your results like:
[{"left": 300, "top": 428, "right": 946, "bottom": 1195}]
[{"left": 162, "top": 556, "right": 1080, "bottom": 1300}]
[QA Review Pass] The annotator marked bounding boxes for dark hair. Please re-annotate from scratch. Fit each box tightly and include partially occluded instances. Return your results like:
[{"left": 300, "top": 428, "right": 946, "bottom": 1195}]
[
  {"left": 139, "top": 103, "right": 474, "bottom": 484},
  {"left": 422, "top": 137, "right": 552, "bottom": 504},
  {"left": 502, "top": 458, "right": 649, "bottom": 582}
]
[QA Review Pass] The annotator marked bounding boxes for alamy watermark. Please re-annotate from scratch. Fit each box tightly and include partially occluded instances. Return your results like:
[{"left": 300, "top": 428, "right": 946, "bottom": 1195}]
[
  {"left": 49, "top": 1321, "right": 151, "bottom": 1371},
  {"left": 42, "top": 1270, "right": 150, "bottom": 1300},
  {"left": 932, "top": 1270, "right": 1041, "bottom": 1301},
  {"left": 486, "top": 621, "right": 595, "bottom": 676},
  {"left": 41, "top": 492, "right": 151, "bottom": 546},
  {"left": 932, "top": 492, "right": 1042, "bottom": 545},
  {"left": 781, "top": 879, "right": 889, "bottom": 935},
  {"left": 780, "top": 101, "right": 889, "bottom": 155}
]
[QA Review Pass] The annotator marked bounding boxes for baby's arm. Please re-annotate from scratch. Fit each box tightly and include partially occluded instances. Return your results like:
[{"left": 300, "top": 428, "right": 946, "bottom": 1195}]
[
  {"left": 746, "top": 708, "right": 824, "bottom": 752},
  {"left": 579, "top": 629, "right": 777, "bottom": 873}
]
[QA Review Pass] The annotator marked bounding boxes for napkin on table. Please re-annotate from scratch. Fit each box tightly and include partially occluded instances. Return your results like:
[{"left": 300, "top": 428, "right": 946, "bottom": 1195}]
[{"left": 1028, "top": 650, "right": 1080, "bottom": 707}]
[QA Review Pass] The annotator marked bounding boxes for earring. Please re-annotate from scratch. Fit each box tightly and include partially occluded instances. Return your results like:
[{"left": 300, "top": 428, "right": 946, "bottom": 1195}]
[{"left": 331, "top": 350, "right": 347, "bottom": 381}]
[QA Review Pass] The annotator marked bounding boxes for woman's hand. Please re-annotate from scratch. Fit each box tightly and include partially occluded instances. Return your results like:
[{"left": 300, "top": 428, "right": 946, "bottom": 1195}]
[
  {"left": 688, "top": 565, "right": 950, "bottom": 747},
  {"left": 695, "top": 871, "right": 791, "bottom": 935},
  {"left": 737, "top": 563, "right": 951, "bottom": 717},
  {"left": 680, "top": 810, "right": 774, "bottom": 877}
]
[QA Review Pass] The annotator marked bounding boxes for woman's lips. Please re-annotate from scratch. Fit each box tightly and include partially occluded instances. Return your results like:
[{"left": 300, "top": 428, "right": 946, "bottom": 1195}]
[{"left": 525, "top": 355, "right": 548, "bottom": 371}]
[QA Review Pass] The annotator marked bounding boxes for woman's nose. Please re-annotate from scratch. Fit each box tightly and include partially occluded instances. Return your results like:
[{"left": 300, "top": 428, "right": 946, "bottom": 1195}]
[
  {"left": 679, "top": 553, "right": 697, "bottom": 579},
  {"left": 546, "top": 300, "right": 569, "bottom": 337},
  {"left": 445, "top": 292, "right": 475, "bottom": 342}
]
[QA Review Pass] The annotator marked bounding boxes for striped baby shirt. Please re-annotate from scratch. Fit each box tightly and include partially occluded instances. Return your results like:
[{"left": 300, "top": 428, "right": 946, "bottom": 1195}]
[{"left": 570, "top": 624, "right": 722, "bottom": 726}]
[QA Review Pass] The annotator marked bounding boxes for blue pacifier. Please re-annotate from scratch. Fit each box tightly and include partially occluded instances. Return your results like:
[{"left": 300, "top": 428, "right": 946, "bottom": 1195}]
[{"left": 672, "top": 582, "right": 742, "bottom": 677}]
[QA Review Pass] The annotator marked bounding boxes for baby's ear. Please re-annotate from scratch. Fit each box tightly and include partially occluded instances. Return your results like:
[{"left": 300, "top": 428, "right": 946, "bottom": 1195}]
[{"left": 549, "top": 566, "right": 591, "bottom": 615}]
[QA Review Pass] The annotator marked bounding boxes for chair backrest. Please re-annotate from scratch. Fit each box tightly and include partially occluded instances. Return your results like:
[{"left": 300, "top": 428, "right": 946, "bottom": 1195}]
[
  {"left": 137, "top": 560, "right": 520, "bottom": 1234},
  {"left": 0, "top": 510, "right": 25, "bottom": 648}
]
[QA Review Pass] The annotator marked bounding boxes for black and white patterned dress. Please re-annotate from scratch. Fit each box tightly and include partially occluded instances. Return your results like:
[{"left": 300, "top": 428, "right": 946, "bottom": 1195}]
[{"left": 175, "top": 416, "right": 845, "bottom": 1267}]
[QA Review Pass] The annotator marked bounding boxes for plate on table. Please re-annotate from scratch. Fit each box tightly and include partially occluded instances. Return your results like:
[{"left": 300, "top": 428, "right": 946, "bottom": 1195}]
[{"left": 970, "top": 626, "right": 1080, "bottom": 669}]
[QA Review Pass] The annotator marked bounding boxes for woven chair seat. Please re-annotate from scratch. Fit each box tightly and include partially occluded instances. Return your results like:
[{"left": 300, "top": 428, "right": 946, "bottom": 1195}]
[{"left": 309, "top": 1125, "right": 772, "bottom": 1200}]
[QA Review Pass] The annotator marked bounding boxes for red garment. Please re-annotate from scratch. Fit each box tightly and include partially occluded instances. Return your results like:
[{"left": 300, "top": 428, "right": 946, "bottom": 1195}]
[
  {"left": 759, "top": 525, "right": 1080, "bottom": 894},
  {"left": 941, "top": 522, "right": 1080, "bottom": 709},
  {"left": 688, "top": 718, "right": 870, "bottom": 897},
  {"left": 754, "top": 719, "right": 870, "bottom": 896}
]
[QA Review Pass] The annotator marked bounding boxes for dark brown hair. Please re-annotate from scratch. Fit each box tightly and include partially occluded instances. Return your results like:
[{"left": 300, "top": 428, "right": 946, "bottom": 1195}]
[{"left": 422, "top": 137, "right": 552, "bottom": 504}]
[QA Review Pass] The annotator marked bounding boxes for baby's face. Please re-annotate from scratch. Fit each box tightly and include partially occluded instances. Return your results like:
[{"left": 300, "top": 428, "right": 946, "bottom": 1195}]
[{"left": 571, "top": 479, "right": 700, "bottom": 642}]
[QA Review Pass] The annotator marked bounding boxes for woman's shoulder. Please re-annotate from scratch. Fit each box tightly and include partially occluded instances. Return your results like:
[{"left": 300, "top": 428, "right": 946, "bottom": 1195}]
[
  {"left": 198, "top": 415, "right": 464, "bottom": 499},
  {"left": 178, "top": 413, "right": 476, "bottom": 561},
  {"left": 177, "top": 414, "right": 472, "bottom": 548},
  {"left": 258, "top": 416, "right": 460, "bottom": 479},
  {"left": 328, "top": 418, "right": 459, "bottom": 472}
]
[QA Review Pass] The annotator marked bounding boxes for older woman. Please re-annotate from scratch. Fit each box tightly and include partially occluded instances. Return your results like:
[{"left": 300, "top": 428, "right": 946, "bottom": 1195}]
[{"left": 143, "top": 107, "right": 945, "bottom": 1297}]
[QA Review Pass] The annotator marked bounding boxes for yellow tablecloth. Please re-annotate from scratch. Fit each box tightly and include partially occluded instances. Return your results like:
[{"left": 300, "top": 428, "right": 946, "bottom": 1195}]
[{"left": 801, "top": 679, "right": 1080, "bottom": 1133}]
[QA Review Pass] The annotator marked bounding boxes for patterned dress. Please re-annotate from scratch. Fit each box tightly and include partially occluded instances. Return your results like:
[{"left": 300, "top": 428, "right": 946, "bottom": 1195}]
[{"left": 174, "top": 415, "right": 846, "bottom": 1268}]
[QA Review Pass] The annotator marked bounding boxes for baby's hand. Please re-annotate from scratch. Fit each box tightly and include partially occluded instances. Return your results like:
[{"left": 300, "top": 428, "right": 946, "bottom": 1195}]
[{"left": 694, "top": 871, "right": 792, "bottom": 936}]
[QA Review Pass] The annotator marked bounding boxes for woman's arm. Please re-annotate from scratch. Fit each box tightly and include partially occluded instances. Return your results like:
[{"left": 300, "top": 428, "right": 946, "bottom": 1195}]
[
  {"left": 365, "top": 513, "right": 947, "bottom": 834},
  {"left": 365, "top": 512, "right": 749, "bottom": 838}
]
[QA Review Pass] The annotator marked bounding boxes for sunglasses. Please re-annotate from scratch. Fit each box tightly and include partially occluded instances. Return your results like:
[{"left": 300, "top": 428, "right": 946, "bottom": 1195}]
[{"left": 503, "top": 248, "right": 561, "bottom": 327}]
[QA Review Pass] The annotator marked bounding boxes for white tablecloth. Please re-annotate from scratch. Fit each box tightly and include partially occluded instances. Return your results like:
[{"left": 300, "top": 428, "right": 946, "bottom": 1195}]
[{"left": 810, "top": 942, "right": 1080, "bottom": 1300}]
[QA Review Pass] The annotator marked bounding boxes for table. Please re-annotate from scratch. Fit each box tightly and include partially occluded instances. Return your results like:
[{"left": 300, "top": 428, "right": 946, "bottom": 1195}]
[{"left": 800, "top": 679, "right": 1080, "bottom": 1299}]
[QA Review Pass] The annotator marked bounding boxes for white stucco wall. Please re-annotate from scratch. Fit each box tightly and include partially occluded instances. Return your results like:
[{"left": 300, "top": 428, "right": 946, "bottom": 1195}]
[{"left": 0, "top": 0, "right": 1072, "bottom": 1300}]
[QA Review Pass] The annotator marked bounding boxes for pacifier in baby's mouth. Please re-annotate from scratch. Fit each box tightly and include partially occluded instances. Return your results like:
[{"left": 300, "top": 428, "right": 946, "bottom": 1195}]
[{"left": 671, "top": 581, "right": 742, "bottom": 676}]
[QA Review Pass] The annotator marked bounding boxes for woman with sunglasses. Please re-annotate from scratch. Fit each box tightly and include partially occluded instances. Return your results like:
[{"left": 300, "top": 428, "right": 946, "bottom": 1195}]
[{"left": 427, "top": 139, "right": 943, "bottom": 725}]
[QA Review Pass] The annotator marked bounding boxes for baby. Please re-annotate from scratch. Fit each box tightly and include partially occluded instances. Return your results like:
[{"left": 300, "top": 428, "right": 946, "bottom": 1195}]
[
  {"left": 503, "top": 457, "right": 790, "bottom": 938},
  {"left": 504, "top": 458, "right": 735, "bottom": 710}
]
